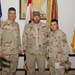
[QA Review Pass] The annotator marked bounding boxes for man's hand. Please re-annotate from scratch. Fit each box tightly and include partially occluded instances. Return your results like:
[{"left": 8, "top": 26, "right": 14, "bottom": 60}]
[
  {"left": 60, "top": 61, "right": 65, "bottom": 66},
  {"left": 19, "top": 50, "right": 23, "bottom": 54},
  {"left": 0, "top": 52, "right": 3, "bottom": 57}
]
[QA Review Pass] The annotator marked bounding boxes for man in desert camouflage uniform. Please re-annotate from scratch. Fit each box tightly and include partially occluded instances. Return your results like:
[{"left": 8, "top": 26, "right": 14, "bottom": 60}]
[
  {"left": 22, "top": 11, "right": 49, "bottom": 75},
  {"left": 48, "top": 19, "right": 70, "bottom": 75},
  {"left": 0, "top": 7, "right": 21, "bottom": 75}
]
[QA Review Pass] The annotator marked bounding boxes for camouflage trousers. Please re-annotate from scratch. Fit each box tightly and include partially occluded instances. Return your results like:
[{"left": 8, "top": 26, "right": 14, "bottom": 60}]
[
  {"left": 49, "top": 59, "right": 65, "bottom": 75},
  {"left": 26, "top": 53, "right": 46, "bottom": 75},
  {"left": 1, "top": 54, "right": 19, "bottom": 75}
]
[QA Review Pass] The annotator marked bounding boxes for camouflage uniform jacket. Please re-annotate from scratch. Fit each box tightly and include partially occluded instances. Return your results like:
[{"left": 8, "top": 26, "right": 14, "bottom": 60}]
[
  {"left": 22, "top": 22, "right": 49, "bottom": 55},
  {"left": 0, "top": 20, "right": 21, "bottom": 54},
  {"left": 49, "top": 29, "right": 70, "bottom": 62}
]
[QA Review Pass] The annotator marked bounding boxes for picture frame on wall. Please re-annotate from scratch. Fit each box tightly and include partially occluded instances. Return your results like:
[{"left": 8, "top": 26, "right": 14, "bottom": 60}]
[{"left": 19, "top": 0, "right": 47, "bottom": 20}]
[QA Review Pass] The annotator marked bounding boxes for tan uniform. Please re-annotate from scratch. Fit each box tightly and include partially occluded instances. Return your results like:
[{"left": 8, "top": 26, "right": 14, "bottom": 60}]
[
  {"left": 0, "top": 20, "right": 21, "bottom": 75},
  {"left": 49, "top": 29, "right": 70, "bottom": 75},
  {"left": 22, "top": 22, "right": 49, "bottom": 75}
]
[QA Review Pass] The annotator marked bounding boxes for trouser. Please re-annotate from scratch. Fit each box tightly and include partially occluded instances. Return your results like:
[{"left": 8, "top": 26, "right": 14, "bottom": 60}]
[
  {"left": 1, "top": 54, "right": 19, "bottom": 75},
  {"left": 49, "top": 59, "right": 65, "bottom": 75},
  {"left": 26, "top": 53, "right": 46, "bottom": 75}
]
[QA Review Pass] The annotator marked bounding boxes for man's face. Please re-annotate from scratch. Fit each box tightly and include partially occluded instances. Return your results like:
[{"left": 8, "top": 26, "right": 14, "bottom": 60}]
[
  {"left": 8, "top": 10, "right": 16, "bottom": 21},
  {"left": 50, "top": 21, "right": 58, "bottom": 31},
  {"left": 33, "top": 16, "right": 40, "bottom": 24}
]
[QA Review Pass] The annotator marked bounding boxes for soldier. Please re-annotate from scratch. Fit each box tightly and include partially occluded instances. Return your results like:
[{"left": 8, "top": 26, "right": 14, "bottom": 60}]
[
  {"left": 0, "top": 7, "right": 22, "bottom": 75},
  {"left": 22, "top": 11, "right": 49, "bottom": 75},
  {"left": 48, "top": 19, "right": 70, "bottom": 75}
]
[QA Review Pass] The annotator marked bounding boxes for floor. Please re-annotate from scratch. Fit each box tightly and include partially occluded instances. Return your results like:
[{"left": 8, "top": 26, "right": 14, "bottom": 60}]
[{"left": 0, "top": 70, "right": 75, "bottom": 75}]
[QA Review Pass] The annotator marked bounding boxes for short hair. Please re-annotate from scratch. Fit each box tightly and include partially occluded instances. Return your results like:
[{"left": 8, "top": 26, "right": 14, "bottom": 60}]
[
  {"left": 51, "top": 19, "right": 58, "bottom": 24},
  {"left": 8, "top": 7, "right": 16, "bottom": 12}
]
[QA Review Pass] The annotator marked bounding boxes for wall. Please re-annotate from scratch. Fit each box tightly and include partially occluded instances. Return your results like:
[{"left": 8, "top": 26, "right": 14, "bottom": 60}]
[{"left": 1, "top": 0, "right": 75, "bottom": 68}]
